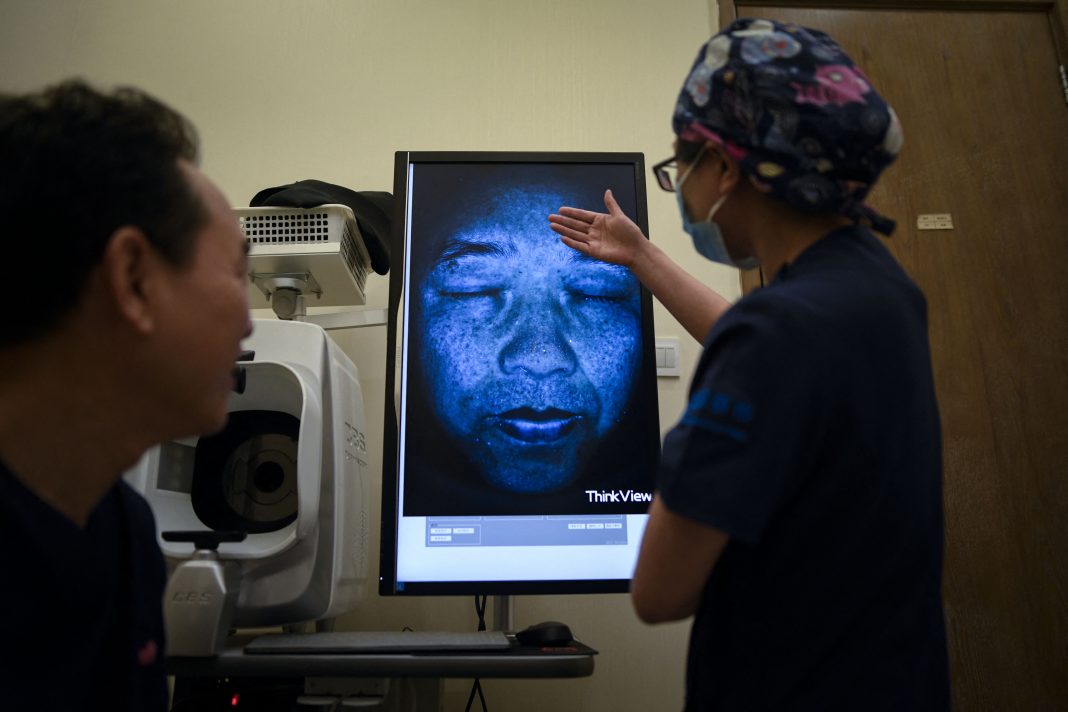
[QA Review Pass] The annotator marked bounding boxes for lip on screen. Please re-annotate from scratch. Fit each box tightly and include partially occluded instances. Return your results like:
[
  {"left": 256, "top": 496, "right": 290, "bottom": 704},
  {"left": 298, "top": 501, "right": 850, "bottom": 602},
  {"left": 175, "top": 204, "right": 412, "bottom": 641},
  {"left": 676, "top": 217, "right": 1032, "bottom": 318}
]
[{"left": 494, "top": 408, "right": 581, "bottom": 443}]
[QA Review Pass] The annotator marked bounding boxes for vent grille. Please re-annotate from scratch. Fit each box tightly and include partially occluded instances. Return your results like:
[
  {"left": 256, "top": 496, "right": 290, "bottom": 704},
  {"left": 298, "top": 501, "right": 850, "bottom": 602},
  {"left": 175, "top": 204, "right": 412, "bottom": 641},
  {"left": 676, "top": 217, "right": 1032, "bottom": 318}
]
[
  {"left": 235, "top": 205, "right": 371, "bottom": 307},
  {"left": 240, "top": 211, "right": 332, "bottom": 244},
  {"left": 340, "top": 221, "right": 370, "bottom": 292}
]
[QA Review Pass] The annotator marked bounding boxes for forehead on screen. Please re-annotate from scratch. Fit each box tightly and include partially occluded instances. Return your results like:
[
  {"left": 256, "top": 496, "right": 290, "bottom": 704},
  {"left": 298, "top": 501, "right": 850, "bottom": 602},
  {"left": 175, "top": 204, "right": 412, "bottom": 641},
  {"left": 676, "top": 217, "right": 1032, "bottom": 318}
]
[{"left": 408, "top": 162, "right": 638, "bottom": 268}]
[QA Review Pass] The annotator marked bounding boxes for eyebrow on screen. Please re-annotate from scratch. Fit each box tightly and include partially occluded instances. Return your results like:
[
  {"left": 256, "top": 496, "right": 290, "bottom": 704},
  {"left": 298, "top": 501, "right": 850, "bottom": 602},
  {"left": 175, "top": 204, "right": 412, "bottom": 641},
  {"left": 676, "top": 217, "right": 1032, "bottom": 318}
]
[
  {"left": 437, "top": 238, "right": 515, "bottom": 262},
  {"left": 436, "top": 233, "right": 628, "bottom": 270}
]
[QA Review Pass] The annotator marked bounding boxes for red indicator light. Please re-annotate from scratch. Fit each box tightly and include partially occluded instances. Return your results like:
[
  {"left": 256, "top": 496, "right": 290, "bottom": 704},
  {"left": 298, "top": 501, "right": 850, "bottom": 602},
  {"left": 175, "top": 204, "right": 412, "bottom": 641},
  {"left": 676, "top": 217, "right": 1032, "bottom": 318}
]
[{"left": 231, "top": 693, "right": 240, "bottom": 707}]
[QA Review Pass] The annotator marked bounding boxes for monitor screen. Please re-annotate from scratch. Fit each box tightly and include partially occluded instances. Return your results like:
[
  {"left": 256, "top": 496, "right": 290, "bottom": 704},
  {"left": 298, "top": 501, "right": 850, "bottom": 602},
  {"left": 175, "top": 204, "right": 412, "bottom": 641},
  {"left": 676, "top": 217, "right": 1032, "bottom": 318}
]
[{"left": 379, "top": 151, "right": 660, "bottom": 595}]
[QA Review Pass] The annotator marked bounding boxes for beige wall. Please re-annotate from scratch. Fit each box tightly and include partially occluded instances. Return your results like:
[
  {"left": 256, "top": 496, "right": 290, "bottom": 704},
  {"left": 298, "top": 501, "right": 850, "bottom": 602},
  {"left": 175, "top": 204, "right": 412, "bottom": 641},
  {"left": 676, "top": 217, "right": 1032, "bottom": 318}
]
[{"left": 0, "top": 1, "right": 734, "bottom": 709}]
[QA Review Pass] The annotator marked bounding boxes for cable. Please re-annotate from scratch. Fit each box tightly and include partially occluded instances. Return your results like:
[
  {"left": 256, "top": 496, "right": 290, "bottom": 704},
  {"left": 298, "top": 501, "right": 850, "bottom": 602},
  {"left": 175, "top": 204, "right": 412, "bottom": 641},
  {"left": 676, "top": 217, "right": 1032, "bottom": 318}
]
[
  {"left": 475, "top": 594, "right": 488, "bottom": 631},
  {"left": 465, "top": 595, "right": 490, "bottom": 711},
  {"left": 464, "top": 678, "right": 488, "bottom": 712}
]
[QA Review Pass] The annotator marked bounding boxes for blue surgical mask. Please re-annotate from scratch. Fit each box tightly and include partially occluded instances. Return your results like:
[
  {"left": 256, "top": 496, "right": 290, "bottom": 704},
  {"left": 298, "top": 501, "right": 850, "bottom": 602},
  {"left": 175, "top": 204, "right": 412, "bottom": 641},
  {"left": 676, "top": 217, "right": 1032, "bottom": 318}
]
[{"left": 676, "top": 159, "right": 759, "bottom": 270}]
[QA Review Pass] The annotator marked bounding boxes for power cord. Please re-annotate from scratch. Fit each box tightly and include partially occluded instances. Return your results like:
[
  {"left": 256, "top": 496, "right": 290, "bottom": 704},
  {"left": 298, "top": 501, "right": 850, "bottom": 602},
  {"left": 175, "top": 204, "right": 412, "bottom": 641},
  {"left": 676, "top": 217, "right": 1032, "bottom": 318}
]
[
  {"left": 464, "top": 595, "right": 490, "bottom": 712},
  {"left": 475, "top": 594, "right": 488, "bottom": 631}
]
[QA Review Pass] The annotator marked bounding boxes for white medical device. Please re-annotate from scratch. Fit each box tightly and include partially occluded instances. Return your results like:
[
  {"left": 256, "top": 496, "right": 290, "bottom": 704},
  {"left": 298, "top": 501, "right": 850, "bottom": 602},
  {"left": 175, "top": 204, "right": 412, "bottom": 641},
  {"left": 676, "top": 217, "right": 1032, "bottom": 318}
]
[
  {"left": 125, "top": 319, "right": 371, "bottom": 651},
  {"left": 126, "top": 204, "right": 382, "bottom": 656}
]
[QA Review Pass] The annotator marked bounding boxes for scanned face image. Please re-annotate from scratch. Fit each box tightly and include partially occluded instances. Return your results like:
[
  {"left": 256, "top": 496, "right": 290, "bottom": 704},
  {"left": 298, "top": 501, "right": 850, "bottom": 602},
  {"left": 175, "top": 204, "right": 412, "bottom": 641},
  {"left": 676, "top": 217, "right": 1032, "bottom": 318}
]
[
  {"left": 402, "top": 163, "right": 657, "bottom": 517},
  {"left": 419, "top": 186, "right": 642, "bottom": 494}
]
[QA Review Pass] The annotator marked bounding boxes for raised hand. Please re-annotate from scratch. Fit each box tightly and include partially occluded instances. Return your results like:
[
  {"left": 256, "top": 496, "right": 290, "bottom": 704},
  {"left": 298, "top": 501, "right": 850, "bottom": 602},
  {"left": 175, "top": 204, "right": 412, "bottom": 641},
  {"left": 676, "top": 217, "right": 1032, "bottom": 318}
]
[
  {"left": 548, "top": 189, "right": 649, "bottom": 268},
  {"left": 551, "top": 188, "right": 731, "bottom": 343}
]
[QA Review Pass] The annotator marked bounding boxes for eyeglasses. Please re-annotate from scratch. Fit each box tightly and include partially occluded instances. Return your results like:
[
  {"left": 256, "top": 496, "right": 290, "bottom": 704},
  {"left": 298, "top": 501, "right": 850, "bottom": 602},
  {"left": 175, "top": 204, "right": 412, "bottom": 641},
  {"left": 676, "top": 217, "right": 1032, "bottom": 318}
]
[
  {"left": 651, "top": 156, "right": 679, "bottom": 193},
  {"left": 651, "top": 144, "right": 709, "bottom": 193}
]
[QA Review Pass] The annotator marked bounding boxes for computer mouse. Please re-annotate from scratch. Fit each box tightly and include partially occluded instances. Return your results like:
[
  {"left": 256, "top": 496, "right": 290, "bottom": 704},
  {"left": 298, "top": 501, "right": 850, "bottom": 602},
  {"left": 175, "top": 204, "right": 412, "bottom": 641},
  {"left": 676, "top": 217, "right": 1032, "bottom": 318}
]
[{"left": 514, "top": 621, "right": 574, "bottom": 647}]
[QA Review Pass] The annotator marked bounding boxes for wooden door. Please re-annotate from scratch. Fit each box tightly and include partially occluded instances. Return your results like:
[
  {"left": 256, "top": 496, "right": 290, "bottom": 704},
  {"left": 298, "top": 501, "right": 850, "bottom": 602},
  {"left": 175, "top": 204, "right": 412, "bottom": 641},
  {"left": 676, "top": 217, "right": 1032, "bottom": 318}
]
[{"left": 728, "top": 4, "right": 1068, "bottom": 709}]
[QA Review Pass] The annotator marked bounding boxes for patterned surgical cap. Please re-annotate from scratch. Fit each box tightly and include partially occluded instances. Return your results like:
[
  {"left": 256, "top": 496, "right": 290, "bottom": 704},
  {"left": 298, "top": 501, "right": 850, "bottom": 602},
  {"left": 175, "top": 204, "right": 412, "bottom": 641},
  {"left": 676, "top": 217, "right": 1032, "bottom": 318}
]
[{"left": 673, "top": 18, "right": 903, "bottom": 234}]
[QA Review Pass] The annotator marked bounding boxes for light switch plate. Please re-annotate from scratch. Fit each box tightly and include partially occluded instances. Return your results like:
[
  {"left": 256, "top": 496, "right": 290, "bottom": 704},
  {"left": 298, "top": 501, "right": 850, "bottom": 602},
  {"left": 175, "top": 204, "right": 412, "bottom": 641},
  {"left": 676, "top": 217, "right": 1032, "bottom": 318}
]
[{"left": 655, "top": 337, "right": 681, "bottom": 378}]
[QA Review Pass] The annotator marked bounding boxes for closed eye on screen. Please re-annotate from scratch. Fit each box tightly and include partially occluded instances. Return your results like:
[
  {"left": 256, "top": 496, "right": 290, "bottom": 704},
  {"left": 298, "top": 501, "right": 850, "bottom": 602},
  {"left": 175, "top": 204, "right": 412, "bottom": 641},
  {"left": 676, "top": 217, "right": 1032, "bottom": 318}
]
[
  {"left": 436, "top": 288, "right": 503, "bottom": 298},
  {"left": 568, "top": 290, "right": 629, "bottom": 304}
]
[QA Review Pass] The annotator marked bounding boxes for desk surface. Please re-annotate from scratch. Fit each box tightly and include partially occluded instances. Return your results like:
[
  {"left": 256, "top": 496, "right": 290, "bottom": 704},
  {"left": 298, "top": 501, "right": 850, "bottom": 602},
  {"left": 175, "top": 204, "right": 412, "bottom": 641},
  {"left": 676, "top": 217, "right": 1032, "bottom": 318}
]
[{"left": 168, "top": 640, "right": 597, "bottom": 680}]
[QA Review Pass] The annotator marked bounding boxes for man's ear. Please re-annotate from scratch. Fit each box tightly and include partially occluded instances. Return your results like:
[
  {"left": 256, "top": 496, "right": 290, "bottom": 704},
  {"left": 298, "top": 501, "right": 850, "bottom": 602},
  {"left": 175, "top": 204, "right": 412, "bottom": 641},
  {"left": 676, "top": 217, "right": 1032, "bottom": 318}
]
[{"left": 100, "top": 226, "right": 160, "bottom": 335}]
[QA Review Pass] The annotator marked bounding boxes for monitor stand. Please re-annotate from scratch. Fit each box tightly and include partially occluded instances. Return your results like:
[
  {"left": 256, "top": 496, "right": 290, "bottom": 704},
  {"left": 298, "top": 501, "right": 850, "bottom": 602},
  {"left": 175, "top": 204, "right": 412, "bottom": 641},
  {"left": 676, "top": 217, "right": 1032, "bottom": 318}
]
[{"left": 492, "top": 594, "right": 514, "bottom": 632}]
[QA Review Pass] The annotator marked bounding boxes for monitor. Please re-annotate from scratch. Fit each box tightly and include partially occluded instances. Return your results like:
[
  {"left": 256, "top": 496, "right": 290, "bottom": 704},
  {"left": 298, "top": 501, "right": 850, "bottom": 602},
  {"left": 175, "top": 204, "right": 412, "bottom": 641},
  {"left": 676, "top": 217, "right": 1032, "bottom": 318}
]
[{"left": 379, "top": 151, "right": 660, "bottom": 595}]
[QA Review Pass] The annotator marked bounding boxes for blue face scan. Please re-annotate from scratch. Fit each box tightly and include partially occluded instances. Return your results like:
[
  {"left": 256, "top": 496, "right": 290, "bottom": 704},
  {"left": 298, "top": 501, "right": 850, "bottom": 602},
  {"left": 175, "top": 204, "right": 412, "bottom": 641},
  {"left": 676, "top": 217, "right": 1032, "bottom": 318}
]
[{"left": 417, "top": 186, "right": 643, "bottom": 495}]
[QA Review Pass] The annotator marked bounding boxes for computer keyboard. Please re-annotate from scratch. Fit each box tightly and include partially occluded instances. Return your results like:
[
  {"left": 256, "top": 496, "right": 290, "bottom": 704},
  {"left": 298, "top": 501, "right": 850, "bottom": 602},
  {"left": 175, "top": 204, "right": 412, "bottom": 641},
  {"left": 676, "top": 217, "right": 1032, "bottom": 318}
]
[{"left": 245, "top": 630, "right": 513, "bottom": 654}]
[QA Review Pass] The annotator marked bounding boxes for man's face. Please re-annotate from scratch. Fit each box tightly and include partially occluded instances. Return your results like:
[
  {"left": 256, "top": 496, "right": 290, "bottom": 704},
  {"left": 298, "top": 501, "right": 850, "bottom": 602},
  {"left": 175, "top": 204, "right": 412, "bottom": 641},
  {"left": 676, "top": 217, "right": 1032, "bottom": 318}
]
[
  {"left": 418, "top": 189, "right": 642, "bottom": 494},
  {"left": 153, "top": 163, "right": 252, "bottom": 436}
]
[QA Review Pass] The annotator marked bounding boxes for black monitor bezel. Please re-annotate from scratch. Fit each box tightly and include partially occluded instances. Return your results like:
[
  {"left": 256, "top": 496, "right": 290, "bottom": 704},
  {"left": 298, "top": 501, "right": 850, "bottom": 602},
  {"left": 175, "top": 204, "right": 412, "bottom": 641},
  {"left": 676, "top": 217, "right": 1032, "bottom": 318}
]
[{"left": 379, "top": 150, "right": 658, "bottom": 596}]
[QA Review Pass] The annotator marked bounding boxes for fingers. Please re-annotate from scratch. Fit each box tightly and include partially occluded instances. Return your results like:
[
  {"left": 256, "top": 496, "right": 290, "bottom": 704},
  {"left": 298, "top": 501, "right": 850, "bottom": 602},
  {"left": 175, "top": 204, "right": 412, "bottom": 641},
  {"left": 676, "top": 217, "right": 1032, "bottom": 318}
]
[
  {"left": 549, "top": 211, "right": 590, "bottom": 252},
  {"left": 558, "top": 234, "right": 590, "bottom": 254},
  {"left": 604, "top": 189, "right": 622, "bottom": 215},
  {"left": 548, "top": 213, "right": 593, "bottom": 233},
  {"left": 554, "top": 206, "right": 599, "bottom": 222},
  {"left": 548, "top": 221, "right": 587, "bottom": 242}
]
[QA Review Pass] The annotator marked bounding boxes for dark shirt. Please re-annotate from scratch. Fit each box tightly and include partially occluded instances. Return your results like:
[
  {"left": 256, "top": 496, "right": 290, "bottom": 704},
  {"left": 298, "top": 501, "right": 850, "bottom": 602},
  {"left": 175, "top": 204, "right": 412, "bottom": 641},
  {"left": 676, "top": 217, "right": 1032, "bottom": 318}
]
[
  {"left": 0, "top": 460, "right": 168, "bottom": 711},
  {"left": 658, "top": 227, "right": 950, "bottom": 710}
]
